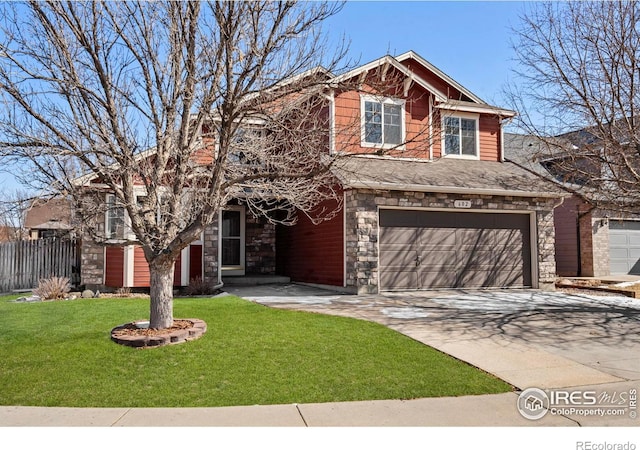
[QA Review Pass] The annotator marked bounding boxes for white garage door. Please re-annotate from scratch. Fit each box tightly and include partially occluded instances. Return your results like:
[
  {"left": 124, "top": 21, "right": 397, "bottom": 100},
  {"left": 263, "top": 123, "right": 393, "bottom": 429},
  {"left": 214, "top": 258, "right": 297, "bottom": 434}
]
[{"left": 609, "top": 220, "right": 640, "bottom": 275}]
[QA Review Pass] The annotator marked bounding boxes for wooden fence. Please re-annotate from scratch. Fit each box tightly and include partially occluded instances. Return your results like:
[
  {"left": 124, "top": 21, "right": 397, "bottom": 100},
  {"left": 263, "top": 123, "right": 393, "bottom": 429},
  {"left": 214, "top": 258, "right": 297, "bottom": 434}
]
[{"left": 0, "top": 238, "right": 80, "bottom": 293}]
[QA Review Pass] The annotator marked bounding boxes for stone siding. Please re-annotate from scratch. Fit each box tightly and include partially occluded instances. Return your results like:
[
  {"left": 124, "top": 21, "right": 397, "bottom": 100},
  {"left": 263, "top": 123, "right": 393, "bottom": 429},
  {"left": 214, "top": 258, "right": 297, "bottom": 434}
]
[
  {"left": 80, "top": 233, "right": 105, "bottom": 290},
  {"left": 345, "top": 189, "right": 558, "bottom": 294},
  {"left": 245, "top": 214, "right": 276, "bottom": 274},
  {"left": 202, "top": 218, "right": 219, "bottom": 285}
]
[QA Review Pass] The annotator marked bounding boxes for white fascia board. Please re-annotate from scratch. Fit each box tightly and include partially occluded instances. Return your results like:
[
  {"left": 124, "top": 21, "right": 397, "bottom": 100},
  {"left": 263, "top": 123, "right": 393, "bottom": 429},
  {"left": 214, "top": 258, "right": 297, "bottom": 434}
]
[
  {"left": 436, "top": 101, "right": 516, "bottom": 118},
  {"left": 345, "top": 180, "right": 563, "bottom": 199},
  {"left": 396, "top": 50, "right": 487, "bottom": 105},
  {"left": 331, "top": 55, "right": 448, "bottom": 102}
]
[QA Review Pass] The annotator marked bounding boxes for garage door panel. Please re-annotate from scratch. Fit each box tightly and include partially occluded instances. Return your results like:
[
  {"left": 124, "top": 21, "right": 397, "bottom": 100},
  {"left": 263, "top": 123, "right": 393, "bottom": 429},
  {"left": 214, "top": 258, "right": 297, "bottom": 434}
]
[
  {"left": 609, "top": 222, "right": 640, "bottom": 274},
  {"left": 419, "top": 269, "right": 460, "bottom": 289},
  {"left": 380, "top": 269, "right": 418, "bottom": 290},
  {"left": 493, "top": 269, "right": 526, "bottom": 287},
  {"left": 417, "top": 228, "right": 456, "bottom": 245},
  {"left": 379, "top": 210, "right": 532, "bottom": 290},
  {"left": 380, "top": 227, "right": 415, "bottom": 242},
  {"left": 380, "top": 249, "right": 415, "bottom": 267},
  {"left": 610, "top": 234, "right": 630, "bottom": 246},
  {"left": 456, "top": 229, "right": 495, "bottom": 246}
]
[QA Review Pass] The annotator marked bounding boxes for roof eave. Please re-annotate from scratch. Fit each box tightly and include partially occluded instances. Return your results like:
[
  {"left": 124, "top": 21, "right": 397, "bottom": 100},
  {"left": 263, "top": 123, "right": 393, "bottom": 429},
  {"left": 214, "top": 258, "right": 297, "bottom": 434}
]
[{"left": 344, "top": 180, "right": 564, "bottom": 199}]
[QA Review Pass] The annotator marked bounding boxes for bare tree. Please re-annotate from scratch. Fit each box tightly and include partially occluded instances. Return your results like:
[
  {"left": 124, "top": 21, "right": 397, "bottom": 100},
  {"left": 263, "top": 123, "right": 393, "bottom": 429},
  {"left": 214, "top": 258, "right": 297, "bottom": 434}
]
[
  {"left": 0, "top": 1, "right": 351, "bottom": 328},
  {"left": 505, "top": 1, "right": 640, "bottom": 211},
  {"left": 0, "top": 188, "right": 30, "bottom": 241}
]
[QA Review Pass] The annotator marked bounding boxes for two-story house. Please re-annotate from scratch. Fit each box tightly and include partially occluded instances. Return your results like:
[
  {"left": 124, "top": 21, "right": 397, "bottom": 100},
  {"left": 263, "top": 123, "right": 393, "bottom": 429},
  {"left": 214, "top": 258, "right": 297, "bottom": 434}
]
[{"left": 80, "top": 51, "right": 562, "bottom": 294}]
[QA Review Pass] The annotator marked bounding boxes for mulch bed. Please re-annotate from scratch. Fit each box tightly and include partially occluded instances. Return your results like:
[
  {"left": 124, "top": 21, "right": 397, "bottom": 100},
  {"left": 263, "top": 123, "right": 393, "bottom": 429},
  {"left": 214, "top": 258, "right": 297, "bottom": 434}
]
[{"left": 111, "top": 318, "right": 207, "bottom": 348}]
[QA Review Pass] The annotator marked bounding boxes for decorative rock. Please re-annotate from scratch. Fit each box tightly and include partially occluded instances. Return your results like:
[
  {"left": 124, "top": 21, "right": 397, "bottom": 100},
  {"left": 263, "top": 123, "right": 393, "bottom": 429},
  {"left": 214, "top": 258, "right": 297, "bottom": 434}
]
[
  {"left": 13, "top": 295, "right": 41, "bottom": 303},
  {"left": 81, "top": 289, "right": 94, "bottom": 299}
]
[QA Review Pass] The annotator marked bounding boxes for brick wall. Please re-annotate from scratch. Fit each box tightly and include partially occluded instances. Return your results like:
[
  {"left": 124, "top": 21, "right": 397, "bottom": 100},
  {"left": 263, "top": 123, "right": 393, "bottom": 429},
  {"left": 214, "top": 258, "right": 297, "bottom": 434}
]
[{"left": 345, "top": 189, "right": 558, "bottom": 294}]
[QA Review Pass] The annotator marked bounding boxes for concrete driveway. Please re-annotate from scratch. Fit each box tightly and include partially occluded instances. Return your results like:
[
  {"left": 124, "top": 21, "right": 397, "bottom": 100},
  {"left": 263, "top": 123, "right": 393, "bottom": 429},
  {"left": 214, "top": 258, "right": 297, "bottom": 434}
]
[{"left": 225, "top": 285, "right": 640, "bottom": 391}]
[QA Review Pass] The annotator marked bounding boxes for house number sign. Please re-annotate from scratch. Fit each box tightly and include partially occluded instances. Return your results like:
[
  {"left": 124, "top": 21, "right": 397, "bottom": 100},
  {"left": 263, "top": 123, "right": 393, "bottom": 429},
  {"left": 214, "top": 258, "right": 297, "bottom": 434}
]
[{"left": 454, "top": 200, "right": 472, "bottom": 209}]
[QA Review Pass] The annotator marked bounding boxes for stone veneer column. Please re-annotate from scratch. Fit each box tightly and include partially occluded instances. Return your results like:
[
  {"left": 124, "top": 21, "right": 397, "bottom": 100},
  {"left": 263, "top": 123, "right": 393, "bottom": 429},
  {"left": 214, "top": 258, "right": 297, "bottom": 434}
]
[
  {"left": 245, "top": 214, "right": 276, "bottom": 274},
  {"left": 202, "top": 218, "right": 219, "bottom": 286},
  {"left": 536, "top": 208, "right": 557, "bottom": 290},
  {"left": 590, "top": 217, "right": 611, "bottom": 277},
  {"left": 80, "top": 231, "right": 105, "bottom": 290}
]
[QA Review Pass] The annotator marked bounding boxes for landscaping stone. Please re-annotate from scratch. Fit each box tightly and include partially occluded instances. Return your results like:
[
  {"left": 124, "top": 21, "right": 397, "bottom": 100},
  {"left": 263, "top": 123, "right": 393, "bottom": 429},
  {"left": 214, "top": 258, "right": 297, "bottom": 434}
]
[
  {"left": 13, "top": 295, "right": 41, "bottom": 303},
  {"left": 81, "top": 289, "right": 94, "bottom": 299},
  {"left": 111, "top": 318, "right": 207, "bottom": 349}
]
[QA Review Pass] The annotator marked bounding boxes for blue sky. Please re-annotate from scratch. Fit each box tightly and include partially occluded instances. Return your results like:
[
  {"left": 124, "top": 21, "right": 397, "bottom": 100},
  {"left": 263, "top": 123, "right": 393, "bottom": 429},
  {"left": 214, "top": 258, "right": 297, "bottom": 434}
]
[
  {"left": 324, "top": 1, "right": 527, "bottom": 107},
  {"left": 0, "top": 1, "right": 528, "bottom": 194}
]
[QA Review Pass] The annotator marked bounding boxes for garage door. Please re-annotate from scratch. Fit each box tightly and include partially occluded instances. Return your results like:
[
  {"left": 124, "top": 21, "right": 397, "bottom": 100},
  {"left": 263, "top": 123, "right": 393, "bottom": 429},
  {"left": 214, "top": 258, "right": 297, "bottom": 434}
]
[
  {"left": 379, "top": 210, "right": 532, "bottom": 290},
  {"left": 609, "top": 220, "right": 640, "bottom": 274}
]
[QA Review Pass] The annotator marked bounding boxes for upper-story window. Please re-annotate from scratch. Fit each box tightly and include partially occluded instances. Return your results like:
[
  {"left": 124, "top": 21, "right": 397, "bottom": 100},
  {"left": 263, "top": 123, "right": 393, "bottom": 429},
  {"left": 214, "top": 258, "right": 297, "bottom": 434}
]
[
  {"left": 105, "top": 194, "right": 125, "bottom": 239},
  {"left": 361, "top": 95, "right": 405, "bottom": 148},
  {"left": 228, "top": 127, "right": 265, "bottom": 166},
  {"left": 443, "top": 115, "right": 479, "bottom": 157}
]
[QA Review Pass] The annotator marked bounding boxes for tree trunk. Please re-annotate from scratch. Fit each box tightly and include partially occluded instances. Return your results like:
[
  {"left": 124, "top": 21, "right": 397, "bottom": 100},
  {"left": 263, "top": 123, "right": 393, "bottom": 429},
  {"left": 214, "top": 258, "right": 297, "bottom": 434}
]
[{"left": 149, "top": 259, "right": 175, "bottom": 329}]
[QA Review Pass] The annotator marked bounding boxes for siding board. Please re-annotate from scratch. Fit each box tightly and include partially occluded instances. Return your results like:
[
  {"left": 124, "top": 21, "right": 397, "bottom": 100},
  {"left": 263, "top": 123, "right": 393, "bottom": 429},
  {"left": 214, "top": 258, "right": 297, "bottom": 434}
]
[{"left": 276, "top": 200, "right": 344, "bottom": 286}]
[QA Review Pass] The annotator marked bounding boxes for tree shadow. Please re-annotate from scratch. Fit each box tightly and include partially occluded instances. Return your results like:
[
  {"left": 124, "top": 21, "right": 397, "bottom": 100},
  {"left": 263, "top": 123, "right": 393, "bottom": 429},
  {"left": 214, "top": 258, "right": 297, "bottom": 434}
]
[{"left": 391, "top": 290, "right": 640, "bottom": 347}]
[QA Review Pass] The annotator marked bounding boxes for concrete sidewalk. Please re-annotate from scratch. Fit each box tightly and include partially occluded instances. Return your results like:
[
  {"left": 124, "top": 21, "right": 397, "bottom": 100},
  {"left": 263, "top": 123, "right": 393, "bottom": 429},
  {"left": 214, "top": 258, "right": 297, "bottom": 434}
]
[
  {"left": 0, "top": 393, "right": 573, "bottom": 427},
  {"left": 3, "top": 380, "right": 639, "bottom": 427}
]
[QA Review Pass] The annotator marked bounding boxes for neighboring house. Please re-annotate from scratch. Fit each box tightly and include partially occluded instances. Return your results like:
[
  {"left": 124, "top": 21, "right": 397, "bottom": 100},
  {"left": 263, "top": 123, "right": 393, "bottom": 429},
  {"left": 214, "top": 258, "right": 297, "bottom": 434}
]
[
  {"left": 24, "top": 198, "right": 74, "bottom": 240},
  {"left": 80, "top": 51, "right": 563, "bottom": 293},
  {"left": 505, "top": 132, "right": 640, "bottom": 277}
]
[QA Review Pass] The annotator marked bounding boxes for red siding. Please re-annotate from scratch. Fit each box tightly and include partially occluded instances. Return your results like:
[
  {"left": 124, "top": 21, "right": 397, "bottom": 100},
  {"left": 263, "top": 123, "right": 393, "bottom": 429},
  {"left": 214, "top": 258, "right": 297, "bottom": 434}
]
[
  {"left": 104, "top": 247, "right": 124, "bottom": 287},
  {"left": 276, "top": 200, "right": 344, "bottom": 286},
  {"left": 333, "top": 70, "right": 502, "bottom": 161},
  {"left": 189, "top": 244, "right": 203, "bottom": 281},
  {"left": 479, "top": 115, "right": 501, "bottom": 161},
  {"left": 554, "top": 195, "right": 581, "bottom": 276},
  {"left": 132, "top": 246, "right": 182, "bottom": 287}
]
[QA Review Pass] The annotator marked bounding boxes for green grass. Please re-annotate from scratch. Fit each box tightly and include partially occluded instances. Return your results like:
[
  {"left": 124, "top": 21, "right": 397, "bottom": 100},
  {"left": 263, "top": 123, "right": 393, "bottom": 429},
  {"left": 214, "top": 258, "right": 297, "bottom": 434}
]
[{"left": 0, "top": 294, "right": 511, "bottom": 407}]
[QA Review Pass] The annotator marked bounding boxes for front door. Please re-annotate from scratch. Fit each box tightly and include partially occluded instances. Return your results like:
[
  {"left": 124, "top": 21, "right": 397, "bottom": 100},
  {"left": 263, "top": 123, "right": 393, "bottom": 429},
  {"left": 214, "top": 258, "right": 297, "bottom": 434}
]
[{"left": 221, "top": 208, "right": 245, "bottom": 276}]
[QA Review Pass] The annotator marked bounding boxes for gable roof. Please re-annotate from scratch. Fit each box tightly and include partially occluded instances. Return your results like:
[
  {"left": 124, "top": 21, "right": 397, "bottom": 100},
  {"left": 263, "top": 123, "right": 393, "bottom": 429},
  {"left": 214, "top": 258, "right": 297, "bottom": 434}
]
[
  {"left": 24, "top": 197, "right": 72, "bottom": 230},
  {"left": 332, "top": 51, "right": 515, "bottom": 117},
  {"left": 396, "top": 50, "right": 487, "bottom": 105},
  {"left": 331, "top": 54, "right": 448, "bottom": 102}
]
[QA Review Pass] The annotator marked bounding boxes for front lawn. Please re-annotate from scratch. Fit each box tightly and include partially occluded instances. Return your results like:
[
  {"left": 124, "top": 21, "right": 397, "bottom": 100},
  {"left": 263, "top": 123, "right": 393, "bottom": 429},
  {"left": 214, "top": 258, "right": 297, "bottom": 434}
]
[{"left": 0, "top": 294, "right": 511, "bottom": 407}]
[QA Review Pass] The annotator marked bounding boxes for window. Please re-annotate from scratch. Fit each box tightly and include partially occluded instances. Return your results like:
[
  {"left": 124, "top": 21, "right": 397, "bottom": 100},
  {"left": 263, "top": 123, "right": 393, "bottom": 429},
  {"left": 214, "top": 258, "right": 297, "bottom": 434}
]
[
  {"left": 105, "top": 194, "right": 125, "bottom": 239},
  {"left": 228, "top": 127, "right": 265, "bottom": 166},
  {"left": 443, "top": 116, "right": 478, "bottom": 157},
  {"left": 362, "top": 96, "right": 405, "bottom": 147}
]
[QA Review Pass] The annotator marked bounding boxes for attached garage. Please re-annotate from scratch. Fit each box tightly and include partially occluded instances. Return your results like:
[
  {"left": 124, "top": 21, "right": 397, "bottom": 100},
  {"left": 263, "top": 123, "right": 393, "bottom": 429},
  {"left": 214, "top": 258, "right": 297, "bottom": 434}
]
[
  {"left": 379, "top": 209, "right": 533, "bottom": 290},
  {"left": 609, "top": 220, "right": 640, "bottom": 275}
]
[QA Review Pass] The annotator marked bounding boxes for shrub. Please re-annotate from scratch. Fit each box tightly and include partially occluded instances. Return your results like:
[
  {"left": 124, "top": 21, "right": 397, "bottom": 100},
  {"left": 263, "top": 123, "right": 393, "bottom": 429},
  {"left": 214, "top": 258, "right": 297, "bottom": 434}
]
[
  {"left": 33, "top": 277, "right": 71, "bottom": 300},
  {"left": 115, "top": 287, "right": 131, "bottom": 297},
  {"left": 184, "top": 277, "right": 218, "bottom": 296}
]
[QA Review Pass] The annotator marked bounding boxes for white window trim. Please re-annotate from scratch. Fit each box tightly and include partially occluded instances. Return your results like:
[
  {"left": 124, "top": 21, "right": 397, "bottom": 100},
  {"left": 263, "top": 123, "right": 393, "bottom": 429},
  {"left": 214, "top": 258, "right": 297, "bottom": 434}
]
[
  {"left": 105, "top": 194, "right": 129, "bottom": 241},
  {"left": 441, "top": 112, "right": 480, "bottom": 160},
  {"left": 360, "top": 95, "right": 406, "bottom": 150}
]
